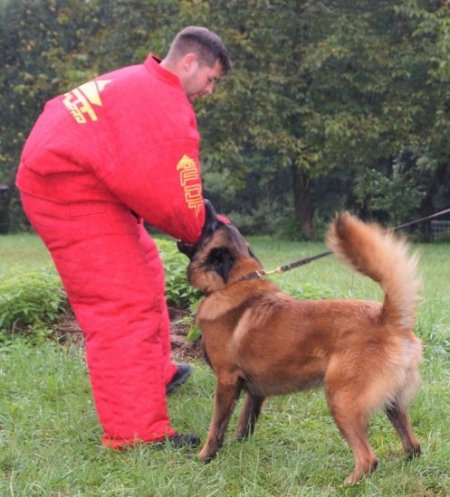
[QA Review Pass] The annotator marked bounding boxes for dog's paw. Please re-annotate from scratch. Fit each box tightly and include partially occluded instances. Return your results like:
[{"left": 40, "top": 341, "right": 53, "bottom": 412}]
[{"left": 198, "top": 447, "right": 216, "bottom": 463}]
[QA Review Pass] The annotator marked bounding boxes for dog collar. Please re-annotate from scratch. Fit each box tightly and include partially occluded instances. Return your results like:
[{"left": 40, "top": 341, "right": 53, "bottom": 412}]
[{"left": 236, "top": 270, "right": 266, "bottom": 282}]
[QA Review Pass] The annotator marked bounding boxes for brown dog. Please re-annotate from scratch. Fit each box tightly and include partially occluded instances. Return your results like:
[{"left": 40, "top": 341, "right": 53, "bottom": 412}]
[{"left": 179, "top": 202, "right": 422, "bottom": 484}]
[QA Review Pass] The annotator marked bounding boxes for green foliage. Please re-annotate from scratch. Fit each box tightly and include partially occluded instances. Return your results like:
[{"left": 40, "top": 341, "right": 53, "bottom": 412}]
[
  {"left": 186, "top": 321, "right": 201, "bottom": 343},
  {"left": 0, "top": 267, "right": 67, "bottom": 342},
  {"left": 156, "top": 238, "right": 201, "bottom": 308},
  {"left": 227, "top": 198, "right": 292, "bottom": 236},
  {"left": 0, "top": 237, "right": 199, "bottom": 343},
  {"left": 199, "top": 0, "right": 450, "bottom": 235},
  {"left": 353, "top": 165, "right": 423, "bottom": 227}
]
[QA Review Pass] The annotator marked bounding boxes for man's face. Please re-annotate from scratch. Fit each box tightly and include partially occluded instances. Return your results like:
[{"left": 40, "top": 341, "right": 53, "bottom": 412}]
[{"left": 182, "top": 57, "right": 222, "bottom": 102}]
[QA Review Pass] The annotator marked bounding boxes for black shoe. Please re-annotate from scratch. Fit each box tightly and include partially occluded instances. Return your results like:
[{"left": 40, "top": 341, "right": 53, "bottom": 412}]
[
  {"left": 154, "top": 432, "right": 201, "bottom": 450},
  {"left": 166, "top": 363, "right": 192, "bottom": 394},
  {"left": 168, "top": 432, "right": 201, "bottom": 448}
]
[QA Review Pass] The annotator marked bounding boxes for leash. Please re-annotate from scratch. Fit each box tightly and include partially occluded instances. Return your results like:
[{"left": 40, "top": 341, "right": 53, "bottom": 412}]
[
  {"left": 257, "top": 207, "right": 450, "bottom": 277},
  {"left": 392, "top": 207, "right": 450, "bottom": 231},
  {"left": 258, "top": 250, "right": 332, "bottom": 277}
]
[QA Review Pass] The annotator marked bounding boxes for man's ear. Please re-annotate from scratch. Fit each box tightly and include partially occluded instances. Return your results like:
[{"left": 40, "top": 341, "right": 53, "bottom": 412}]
[
  {"left": 182, "top": 52, "right": 198, "bottom": 73},
  {"left": 206, "top": 247, "right": 235, "bottom": 282}
]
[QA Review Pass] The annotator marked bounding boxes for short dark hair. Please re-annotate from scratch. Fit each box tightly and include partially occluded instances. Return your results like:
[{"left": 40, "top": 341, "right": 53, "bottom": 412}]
[{"left": 169, "top": 26, "right": 231, "bottom": 75}]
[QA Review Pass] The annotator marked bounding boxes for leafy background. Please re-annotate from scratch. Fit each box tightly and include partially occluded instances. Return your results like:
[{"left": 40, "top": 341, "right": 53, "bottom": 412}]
[{"left": 1, "top": 0, "right": 449, "bottom": 239}]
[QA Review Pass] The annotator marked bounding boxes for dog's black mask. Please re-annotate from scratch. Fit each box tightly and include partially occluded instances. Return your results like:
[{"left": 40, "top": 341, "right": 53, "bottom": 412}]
[{"left": 204, "top": 247, "right": 236, "bottom": 282}]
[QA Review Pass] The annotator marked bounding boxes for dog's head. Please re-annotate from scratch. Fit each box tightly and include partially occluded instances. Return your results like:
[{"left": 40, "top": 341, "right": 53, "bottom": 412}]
[{"left": 178, "top": 200, "right": 262, "bottom": 294}]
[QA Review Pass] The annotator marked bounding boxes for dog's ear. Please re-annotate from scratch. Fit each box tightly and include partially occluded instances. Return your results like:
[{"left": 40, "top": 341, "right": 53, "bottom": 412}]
[
  {"left": 248, "top": 247, "right": 261, "bottom": 263},
  {"left": 202, "top": 199, "right": 222, "bottom": 237},
  {"left": 206, "top": 247, "right": 235, "bottom": 282},
  {"left": 204, "top": 199, "right": 218, "bottom": 225}
]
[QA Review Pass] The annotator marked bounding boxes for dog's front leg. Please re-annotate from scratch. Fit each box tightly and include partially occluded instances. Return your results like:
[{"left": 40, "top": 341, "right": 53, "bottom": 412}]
[
  {"left": 198, "top": 376, "right": 242, "bottom": 462},
  {"left": 236, "top": 392, "right": 265, "bottom": 440}
]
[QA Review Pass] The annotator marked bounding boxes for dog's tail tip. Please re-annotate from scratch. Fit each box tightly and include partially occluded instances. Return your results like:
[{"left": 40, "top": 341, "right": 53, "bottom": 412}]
[{"left": 327, "top": 211, "right": 361, "bottom": 254}]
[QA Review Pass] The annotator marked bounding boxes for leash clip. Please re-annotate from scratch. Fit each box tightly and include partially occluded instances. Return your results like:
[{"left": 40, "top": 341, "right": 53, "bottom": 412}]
[{"left": 258, "top": 267, "right": 283, "bottom": 277}]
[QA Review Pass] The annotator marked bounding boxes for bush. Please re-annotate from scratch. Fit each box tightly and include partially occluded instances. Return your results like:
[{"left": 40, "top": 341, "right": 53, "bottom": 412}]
[
  {"left": 156, "top": 238, "right": 201, "bottom": 308},
  {"left": 226, "top": 199, "right": 291, "bottom": 237},
  {"left": 226, "top": 202, "right": 330, "bottom": 242},
  {"left": 157, "top": 239, "right": 202, "bottom": 342},
  {"left": 0, "top": 268, "right": 67, "bottom": 342},
  {"left": 0, "top": 241, "right": 199, "bottom": 344}
]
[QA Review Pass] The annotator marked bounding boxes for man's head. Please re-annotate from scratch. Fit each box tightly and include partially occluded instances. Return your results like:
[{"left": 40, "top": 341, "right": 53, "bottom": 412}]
[{"left": 161, "top": 26, "right": 231, "bottom": 102}]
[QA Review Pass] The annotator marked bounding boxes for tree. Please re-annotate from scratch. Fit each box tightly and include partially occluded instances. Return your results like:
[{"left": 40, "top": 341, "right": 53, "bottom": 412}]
[
  {"left": 197, "top": 0, "right": 335, "bottom": 238},
  {"left": 0, "top": 0, "right": 181, "bottom": 228},
  {"left": 196, "top": 0, "right": 444, "bottom": 236},
  {"left": 1, "top": 0, "right": 449, "bottom": 238}
]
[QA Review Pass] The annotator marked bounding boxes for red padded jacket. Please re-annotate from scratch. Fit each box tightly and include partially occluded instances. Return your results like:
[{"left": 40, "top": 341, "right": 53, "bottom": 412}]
[{"left": 16, "top": 55, "right": 205, "bottom": 243}]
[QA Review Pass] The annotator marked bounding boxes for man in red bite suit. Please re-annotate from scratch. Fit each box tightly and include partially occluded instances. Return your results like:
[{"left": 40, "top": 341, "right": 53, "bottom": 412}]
[{"left": 15, "top": 26, "right": 231, "bottom": 450}]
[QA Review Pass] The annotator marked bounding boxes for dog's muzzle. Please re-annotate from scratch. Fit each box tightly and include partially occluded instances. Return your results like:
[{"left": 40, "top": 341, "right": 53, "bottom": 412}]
[{"left": 177, "top": 240, "right": 197, "bottom": 259}]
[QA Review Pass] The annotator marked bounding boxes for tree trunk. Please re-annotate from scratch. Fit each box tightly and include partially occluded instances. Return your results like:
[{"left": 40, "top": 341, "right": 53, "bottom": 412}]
[
  {"left": 418, "top": 194, "right": 433, "bottom": 243},
  {"left": 418, "top": 161, "right": 447, "bottom": 242},
  {"left": 291, "top": 161, "right": 314, "bottom": 239},
  {"left": 0, "top": 185, "right": 10, "bottom": 234}
]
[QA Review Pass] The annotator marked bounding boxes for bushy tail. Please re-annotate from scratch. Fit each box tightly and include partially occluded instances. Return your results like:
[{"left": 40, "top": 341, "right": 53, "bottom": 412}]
[{"left": 326, "top": 212, "right": 421, "bottom": 332}]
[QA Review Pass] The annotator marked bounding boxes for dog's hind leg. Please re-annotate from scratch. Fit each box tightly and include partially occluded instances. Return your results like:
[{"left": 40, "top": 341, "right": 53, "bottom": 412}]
[
  {"left": 327, "top": 392, "right": 378, "bottom": 484},
  {"left": 384, "top": 403, "right": 421, "bottom": 458},
  {"left": 236, "top": 393, "right": 265, "bottom": 440},
  {"left": 198, "top": 375, "right": 242, "bottom": 462}
]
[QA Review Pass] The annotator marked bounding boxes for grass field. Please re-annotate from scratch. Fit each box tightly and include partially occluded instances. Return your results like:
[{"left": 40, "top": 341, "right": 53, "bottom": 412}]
[{"left": 1, "top": 233, "right": 449, "bottom": 496}]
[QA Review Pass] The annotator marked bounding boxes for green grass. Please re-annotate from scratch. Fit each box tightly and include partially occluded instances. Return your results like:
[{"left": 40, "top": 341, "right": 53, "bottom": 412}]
[
  {"left": 1, "top": 234, "right": 449, "bottom": 496},
  {"left": 0, "top": 234, "right": 53, "bottom": 276}
]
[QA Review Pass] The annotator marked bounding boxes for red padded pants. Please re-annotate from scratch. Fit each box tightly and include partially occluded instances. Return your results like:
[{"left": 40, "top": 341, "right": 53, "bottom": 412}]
[{"left": 21, "top": 192, "right": 178, "bottom": 448}]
